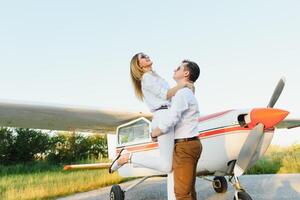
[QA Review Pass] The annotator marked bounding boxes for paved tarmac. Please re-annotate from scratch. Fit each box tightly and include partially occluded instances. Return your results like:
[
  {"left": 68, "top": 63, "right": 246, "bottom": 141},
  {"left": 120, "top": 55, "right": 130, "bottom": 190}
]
[{"left": 58, "top": 174, "right": 300, "bottom": 200}]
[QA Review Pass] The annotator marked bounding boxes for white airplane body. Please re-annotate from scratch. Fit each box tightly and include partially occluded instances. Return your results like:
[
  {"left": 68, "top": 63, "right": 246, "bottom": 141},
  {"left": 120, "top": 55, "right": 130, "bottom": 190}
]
[
  {"left": 0, "top": 78, "right": 299, "bottom": 200},
  {"left": 114, "top": 109, "right": 274, "bottom": 178}
]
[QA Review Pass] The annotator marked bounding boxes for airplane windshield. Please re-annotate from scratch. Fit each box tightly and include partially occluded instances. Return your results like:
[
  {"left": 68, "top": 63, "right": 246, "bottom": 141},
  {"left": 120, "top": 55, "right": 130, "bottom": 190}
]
[{"left": 118, "top": 119, "right": 150, "bottom": 145}]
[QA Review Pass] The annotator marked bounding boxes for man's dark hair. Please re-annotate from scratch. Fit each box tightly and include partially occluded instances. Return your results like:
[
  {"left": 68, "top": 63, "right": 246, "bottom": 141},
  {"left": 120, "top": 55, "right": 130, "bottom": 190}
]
[{"left": 182, "top": 60, "right": 200, "bottom": 82}]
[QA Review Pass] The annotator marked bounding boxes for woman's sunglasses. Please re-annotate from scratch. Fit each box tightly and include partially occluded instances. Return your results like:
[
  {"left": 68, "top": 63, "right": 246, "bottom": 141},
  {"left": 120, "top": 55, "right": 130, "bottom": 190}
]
[
  {"left": 139, "top": 54, "right": 149, "bottom": 59},
  {"left": 175, "top": 64, "right": 184, "bottom": 72}
]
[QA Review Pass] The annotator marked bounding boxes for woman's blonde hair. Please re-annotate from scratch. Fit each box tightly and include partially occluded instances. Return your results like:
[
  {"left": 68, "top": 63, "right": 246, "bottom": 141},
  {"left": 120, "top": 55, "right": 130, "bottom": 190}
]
[{"left": 130, "top": 53, "right": 145, "bottom": 101}]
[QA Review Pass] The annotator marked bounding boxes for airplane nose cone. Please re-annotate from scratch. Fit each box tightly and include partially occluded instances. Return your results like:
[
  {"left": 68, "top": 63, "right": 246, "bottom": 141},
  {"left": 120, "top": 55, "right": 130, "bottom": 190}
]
[{"left": 249, "top": 108, "right": 289, "bottom": 128}]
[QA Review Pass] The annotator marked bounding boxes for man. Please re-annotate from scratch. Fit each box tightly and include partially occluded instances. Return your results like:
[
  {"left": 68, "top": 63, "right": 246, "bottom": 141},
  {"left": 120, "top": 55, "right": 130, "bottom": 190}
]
[{"left": 151, "top": 60, "right": 202, "bottom": 200}]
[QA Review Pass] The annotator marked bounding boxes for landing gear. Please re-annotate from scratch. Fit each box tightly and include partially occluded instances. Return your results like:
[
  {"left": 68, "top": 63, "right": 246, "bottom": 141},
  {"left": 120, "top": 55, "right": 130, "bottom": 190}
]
[
  {"left": 233, "top": 191, "right": 252, "bottom": 200},
  {"left": 229, "top": 175, "right": 252, "bottom": 200},
  {"left": 200, "top": 176, "right": 228, "bottom": 193},
  {"left": 110, "top": 185, "right": 124, "bottom": 200},
  {"left": 212, "top": 176, "right": 228, "bottom": 193},
  {"left": 109, "top": 175, "right": 164, "bottom": 200}
]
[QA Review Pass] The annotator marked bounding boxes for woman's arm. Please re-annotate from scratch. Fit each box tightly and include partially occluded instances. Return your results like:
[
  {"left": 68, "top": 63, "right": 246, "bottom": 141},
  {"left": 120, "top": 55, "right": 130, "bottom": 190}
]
[
  {"left": 142, "top": 73, "right": 194, "bottom": 101},
  {"left": 166, "top": 82, "right": 194, "bottom": 100}
]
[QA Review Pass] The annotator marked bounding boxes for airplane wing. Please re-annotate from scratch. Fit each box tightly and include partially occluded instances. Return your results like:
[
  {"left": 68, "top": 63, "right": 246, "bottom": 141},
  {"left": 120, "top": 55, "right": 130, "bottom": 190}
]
[
  {"left": 275, "top": 119, "right": 300, "bottom": 129},
  {"left": 0, "top": 100, "right": 152, "bottom": 133}
]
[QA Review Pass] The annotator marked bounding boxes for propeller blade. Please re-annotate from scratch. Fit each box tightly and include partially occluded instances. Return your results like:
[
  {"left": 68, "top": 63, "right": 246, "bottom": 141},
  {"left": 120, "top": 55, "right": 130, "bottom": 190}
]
[
  {"left": 234, "top": 123, "right": 264, "bottom": 177},
  {"left": 267, "top": 77, "right": 285, "bottom": 108}
]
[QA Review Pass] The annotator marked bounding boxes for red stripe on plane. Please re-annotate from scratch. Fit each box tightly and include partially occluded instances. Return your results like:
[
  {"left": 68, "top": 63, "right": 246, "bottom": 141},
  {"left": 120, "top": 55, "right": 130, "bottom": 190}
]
[
  {"left": 116, "top": 126, "right": 274, "bottom": 153},
  {"left": 199, "top": 126, "right": 250, "bottom": 138},
  {"left": 116, "top": 143, "right": 158, "bottom": 154},
  {"left": 116, "top": 126, "right": 245, "bottom": 153}
]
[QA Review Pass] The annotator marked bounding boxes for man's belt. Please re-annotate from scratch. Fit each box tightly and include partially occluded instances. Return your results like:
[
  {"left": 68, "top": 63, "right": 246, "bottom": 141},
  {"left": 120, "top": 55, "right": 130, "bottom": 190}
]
[
  {"left": 154, "top": 105, "right": 169, "bottom": 111},
  {"left": 175, "top": 136, "right": 199, "bottom": 143}
]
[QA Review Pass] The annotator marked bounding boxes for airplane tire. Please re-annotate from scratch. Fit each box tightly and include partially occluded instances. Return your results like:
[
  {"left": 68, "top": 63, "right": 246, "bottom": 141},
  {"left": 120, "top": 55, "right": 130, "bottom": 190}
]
[
  {"left": 212, "top": 176, "right": 228, "bottom": 193},
  {"left": 233, "top": 191, "right": 253, "bottom": 200},
  {"left": 110, "top": 184, "right": 124, "bottom": 200}
]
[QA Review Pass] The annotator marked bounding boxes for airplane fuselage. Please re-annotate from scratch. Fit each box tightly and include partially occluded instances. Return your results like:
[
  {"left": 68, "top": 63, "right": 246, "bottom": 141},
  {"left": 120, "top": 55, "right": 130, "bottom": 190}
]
[{"left": 116, "top": 109, "right": 275, "bottom": 177}]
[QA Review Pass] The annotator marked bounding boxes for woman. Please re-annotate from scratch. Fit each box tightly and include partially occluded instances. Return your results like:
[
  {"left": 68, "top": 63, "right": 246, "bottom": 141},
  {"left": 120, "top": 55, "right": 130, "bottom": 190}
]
[{"left": 109, "top": 52, "right": 193, "bottom": 173}]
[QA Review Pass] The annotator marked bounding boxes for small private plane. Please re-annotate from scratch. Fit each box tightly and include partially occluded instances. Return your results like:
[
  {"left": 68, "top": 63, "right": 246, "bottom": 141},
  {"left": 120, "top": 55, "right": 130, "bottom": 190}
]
[{"left": 0, "top": 77, "right": 300, "bottom": 200}]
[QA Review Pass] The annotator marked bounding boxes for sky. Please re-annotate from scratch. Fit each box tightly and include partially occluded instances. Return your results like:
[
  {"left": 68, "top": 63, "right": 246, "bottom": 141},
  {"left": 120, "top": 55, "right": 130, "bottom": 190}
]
[{"left": 0, "top": 1, "right": 299, "bottom": 146}]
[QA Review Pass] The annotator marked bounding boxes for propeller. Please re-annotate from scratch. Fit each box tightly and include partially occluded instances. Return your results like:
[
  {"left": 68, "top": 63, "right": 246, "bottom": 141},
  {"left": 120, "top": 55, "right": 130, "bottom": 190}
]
[
  {"left": 233, "top": 123, "right": 264, "bottom": 177},
  {"left": 267, "top": 77, "right": 285, "bottom": 108},
  {"left": 234, "top": 77, "right": 286, "bottom": 177}
]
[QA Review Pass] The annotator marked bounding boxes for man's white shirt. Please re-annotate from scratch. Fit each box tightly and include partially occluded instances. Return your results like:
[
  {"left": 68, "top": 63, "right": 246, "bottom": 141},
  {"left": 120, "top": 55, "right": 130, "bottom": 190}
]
[{"left": 158, "top": 87, "right": 199, "bottom": 139}]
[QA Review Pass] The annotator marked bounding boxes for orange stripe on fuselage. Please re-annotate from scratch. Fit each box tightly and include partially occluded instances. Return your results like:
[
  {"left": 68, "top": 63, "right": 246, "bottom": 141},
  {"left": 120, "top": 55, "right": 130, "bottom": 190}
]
[
  {"left": 116, "top": 126, "right": 274, "bottom": 153},
  {"left": 199, "top": 126, "right": 251, "bottom": 138},
  {"left": 116, "top": 143, "right": 159, "bottom": 154}
]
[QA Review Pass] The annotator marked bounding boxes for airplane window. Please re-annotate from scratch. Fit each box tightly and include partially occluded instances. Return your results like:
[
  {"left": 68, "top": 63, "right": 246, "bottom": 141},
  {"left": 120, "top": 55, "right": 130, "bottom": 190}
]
[
  {"left": 118, "top": 119, "right": 150, "bottom": 145},
  {"left": 119, "top": 127, "right": 131, "bottom": 144}
]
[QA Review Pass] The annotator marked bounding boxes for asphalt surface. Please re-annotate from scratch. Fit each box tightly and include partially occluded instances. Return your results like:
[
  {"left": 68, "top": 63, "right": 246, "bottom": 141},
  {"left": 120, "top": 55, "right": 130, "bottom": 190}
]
[{"left": 57, "top": 174, "right": 300, "bottom": 200}]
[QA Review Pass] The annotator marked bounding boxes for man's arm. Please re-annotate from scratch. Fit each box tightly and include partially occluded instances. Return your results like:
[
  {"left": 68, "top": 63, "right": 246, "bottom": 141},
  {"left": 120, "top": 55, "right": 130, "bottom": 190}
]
[{"left": 151, "top": 89, "right": 190, "bottom": 138}]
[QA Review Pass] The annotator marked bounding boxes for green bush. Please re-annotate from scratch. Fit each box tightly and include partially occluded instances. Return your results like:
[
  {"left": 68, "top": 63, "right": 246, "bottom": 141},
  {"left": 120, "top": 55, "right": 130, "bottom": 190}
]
[
  {"left": 89, "top": 134, "right": 108, "bottom": 159},
  {"left": 46, "top": 132, "right": 107, "bottom": 164},
  {"left": 47, "top": 133, "right": 78, "bottom": 164},
  {"left": 0, "top": 127, "right": 108, "bottom": 165},
  {"left": 11, "top": 128, "right": 50, "bottom": 163},
  {"left": 0, "top": 128, "right": 15, "bottom": 164},
  {"left": 246, "top": 157, "right": 282, "bottom": 174}
]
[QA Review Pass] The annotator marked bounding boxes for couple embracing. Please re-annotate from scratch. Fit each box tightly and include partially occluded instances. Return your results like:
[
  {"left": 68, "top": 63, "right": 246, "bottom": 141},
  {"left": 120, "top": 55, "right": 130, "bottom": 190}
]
[{"left": 110, "top": 52, "right": 202, "bottom": 200}]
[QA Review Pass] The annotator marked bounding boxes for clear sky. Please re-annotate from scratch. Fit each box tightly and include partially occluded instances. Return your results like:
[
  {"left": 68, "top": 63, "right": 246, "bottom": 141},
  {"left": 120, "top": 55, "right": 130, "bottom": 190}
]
[{"left": 0, "top": 1, "right": 299, "bottom": 146}]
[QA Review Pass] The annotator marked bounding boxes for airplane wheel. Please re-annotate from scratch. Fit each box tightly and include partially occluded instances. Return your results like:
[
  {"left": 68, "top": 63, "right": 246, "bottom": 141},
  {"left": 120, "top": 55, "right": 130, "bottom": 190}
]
[
  {"left": 233, "top": 191, "right": 253, "bottom": 200},
  {"left": 110, "top": 184, "right": 124, "bottom": 200},
  {"left": 212, "top": 176, "right": 228, "bottom": 193}
]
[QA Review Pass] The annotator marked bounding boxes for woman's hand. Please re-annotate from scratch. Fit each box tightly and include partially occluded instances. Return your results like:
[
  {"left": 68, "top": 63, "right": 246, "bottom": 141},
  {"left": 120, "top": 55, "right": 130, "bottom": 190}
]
[
  {"left": 150, "top": 134, "right": 158, "bottom": 142},
  {"left": 151, "top": 128, "right": 162, "bottom": 142},
  {"left": 167, "top": 81, "right": 195, "bottom": 99},
  {"left": 182, "top": 81, "right": 195, "bottom": 94}
]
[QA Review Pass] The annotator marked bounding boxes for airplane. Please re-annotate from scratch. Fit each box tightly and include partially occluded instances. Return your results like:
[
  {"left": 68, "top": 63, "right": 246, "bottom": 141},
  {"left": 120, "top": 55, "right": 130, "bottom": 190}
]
[{"left": 0, "top": 77, "right": 300, "bottom": 200}]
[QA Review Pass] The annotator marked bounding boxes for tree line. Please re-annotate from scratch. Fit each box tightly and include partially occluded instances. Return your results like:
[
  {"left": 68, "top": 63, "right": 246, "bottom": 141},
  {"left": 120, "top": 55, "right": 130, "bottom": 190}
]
[{"left": 0, "top": 128, "right": 108, "bottom": 165}]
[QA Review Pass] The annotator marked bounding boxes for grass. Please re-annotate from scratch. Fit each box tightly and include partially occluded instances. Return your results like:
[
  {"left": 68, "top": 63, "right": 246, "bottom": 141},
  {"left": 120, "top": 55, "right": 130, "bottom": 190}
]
[
  {"left": 0, "top": 161, "right": 125, "bottom": 200},
  {"left": 247, "top": 144, "right": 300, "bottom": 174},
  {"left": 1, "top": 145, "right": 299, "bottom": 200}
]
